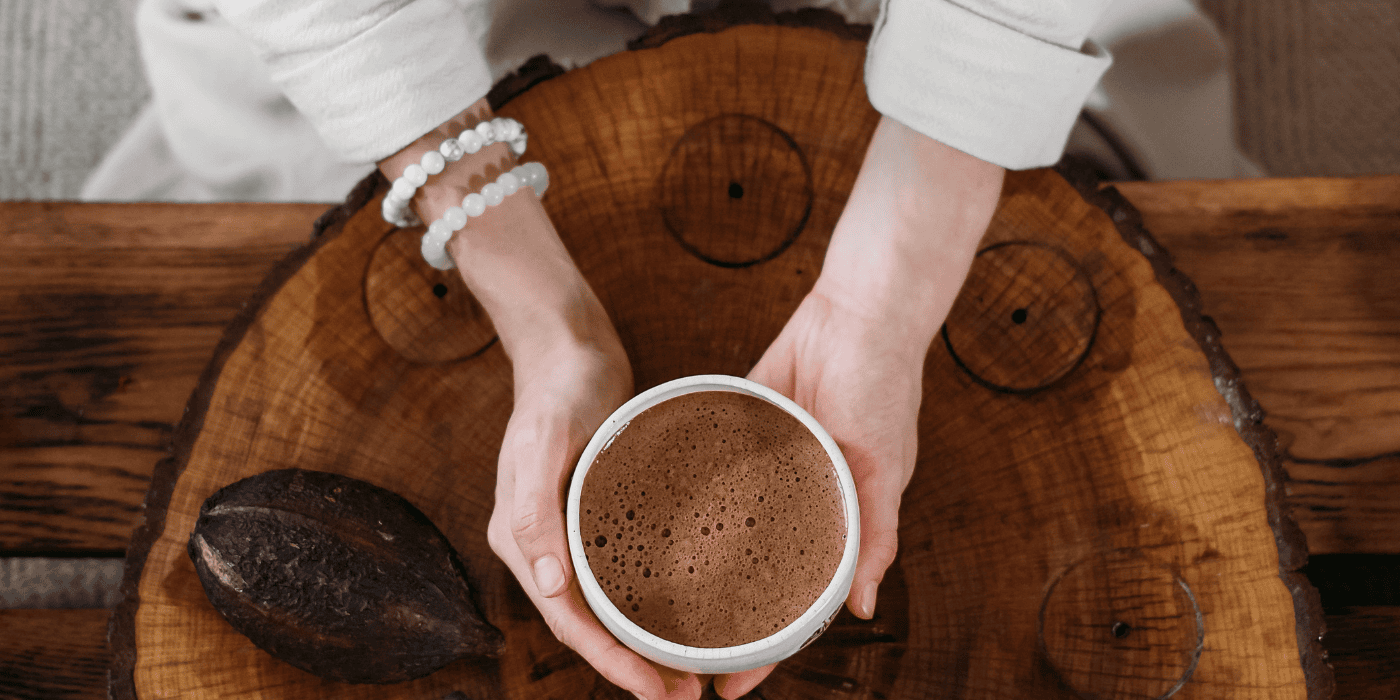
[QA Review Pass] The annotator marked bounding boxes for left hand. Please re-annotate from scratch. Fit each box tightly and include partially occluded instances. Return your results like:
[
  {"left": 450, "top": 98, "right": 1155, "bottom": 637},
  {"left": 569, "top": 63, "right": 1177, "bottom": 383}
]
[
  {"left": 714, "top": 115, "right": 1004, "bottom": 699},
  {"left": 709, "top": 289, "right": 925, "bottom": 700}
]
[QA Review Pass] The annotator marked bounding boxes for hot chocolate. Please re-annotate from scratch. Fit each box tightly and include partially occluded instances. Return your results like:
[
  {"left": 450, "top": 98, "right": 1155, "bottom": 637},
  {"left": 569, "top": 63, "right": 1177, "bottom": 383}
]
[{"left": 579, "top": 390, "right": 846, "bottom": 648}]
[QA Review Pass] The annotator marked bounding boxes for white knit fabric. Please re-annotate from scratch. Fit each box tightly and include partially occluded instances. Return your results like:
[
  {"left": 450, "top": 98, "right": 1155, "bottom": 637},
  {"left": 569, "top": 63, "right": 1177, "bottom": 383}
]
[
  {"left": 210, "top": 0, "right": 1109, "bottom": 166},
  {"left": 215, "top": 0, "right": 494, "bottom": 164},
  {"left": 866, "top": 0, "right": 1113, "bottom": 168},
  {"left": 90, "top": 0, "right": 1234, "bottom": 202}
]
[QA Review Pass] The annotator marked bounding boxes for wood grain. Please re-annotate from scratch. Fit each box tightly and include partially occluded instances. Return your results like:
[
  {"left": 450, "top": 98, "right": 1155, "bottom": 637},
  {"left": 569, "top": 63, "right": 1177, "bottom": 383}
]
[
  {"left": 1116, "top": 176, "right": 1400, "bottom": 555},
  {"left": 1323, "top": 606, "right": 1400, "bottom": 697},
  {"left": 0, "top": 202, "right": 319, "bottom": 553},
  {"left": 3, "top": 184, "right": 1392, "bottom": 559},
  {"left": 7, "top": 606, "right": 1394, "bottom": 700},
  {"left": 0, "top": 608, "right": 110, "bottom": 700},
  {"left": 106, "top": 19, "right": 1321, "bottom": 698}
]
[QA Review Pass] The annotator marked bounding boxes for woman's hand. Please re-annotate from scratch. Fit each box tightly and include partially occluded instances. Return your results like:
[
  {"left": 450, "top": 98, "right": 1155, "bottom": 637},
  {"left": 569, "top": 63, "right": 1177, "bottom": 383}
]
[
  {"left": 716, "top": 116, "right": 1004, "bottom": 699},
  {"left": 380, "top": 100, "right": 707, "bottom": 699},
  {"left": 487, "top": 332, "right": 707, "bottom": 700}
]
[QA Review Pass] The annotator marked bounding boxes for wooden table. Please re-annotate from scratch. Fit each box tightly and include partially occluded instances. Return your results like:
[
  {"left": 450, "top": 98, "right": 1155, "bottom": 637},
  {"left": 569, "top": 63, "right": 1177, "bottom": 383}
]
[{"left": 2, "top": 175, "right": 1397, "bottom": 698}]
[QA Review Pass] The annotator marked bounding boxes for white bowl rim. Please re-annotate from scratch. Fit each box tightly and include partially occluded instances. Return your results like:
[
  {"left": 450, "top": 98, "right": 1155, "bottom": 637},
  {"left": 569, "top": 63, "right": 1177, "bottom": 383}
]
[{"left": 565, "top": 374, "right": 860, "bottom": 668}]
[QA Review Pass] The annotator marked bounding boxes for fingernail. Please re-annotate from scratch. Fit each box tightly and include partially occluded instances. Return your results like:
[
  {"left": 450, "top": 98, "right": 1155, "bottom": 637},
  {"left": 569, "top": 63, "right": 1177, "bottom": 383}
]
[
  {"left": 533, "top": 555, "right": 565, "bottom": 597},
  {"left": 860, "top": 582, "right": 878, "bottom": 618},
  {"left": 631, "top": 693, "right": 646, "bottom": 700}
]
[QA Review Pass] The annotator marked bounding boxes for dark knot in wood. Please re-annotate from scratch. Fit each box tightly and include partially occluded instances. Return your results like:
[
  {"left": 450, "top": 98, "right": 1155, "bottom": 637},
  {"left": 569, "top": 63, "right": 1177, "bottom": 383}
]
[
  {"left": 659, "top": 113, "right": 813, "bottom": 268},
  {"left": 942, "top": 240, "right": 1100, "bottom": 393},
  {"left": 1038, "top": 549, "right": 1204, "bottom": 699},
  {"left": 364, "top": 227, "right": 497, "bottom": 363}
]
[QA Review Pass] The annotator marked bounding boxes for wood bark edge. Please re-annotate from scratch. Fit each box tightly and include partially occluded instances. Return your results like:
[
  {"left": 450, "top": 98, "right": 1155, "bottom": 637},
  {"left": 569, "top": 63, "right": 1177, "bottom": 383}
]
[
  {"left": 1057, "top": 158, "right": 1335, "bottom": 700},
  {"left": 105, "top": 174, "right": 380, "bottom": 699}
]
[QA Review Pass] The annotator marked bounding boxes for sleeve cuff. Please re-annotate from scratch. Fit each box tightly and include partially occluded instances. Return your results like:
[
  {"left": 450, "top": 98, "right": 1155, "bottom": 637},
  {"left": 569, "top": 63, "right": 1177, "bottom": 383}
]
[
  {"left": 865, "top": 1, "right": 1112, "bottom": 170},
  {"left": 257, "top": 0, "right": 492, "bottom": 164}
]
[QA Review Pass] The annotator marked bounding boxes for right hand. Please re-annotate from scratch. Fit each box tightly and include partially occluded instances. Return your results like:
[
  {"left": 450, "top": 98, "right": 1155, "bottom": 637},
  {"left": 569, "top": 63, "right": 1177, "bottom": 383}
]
[
  {"left": 487, "top": 332, "right": 705, "bottom": 699},
  {"left": 377, "top": 99, "right": 707, "bottom": 699}
]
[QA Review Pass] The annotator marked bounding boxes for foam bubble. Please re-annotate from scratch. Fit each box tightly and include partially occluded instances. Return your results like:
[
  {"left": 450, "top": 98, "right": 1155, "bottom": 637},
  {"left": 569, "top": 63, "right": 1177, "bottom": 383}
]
[{"left": 579, "top": 390, "right": 844, "bottom": 648}]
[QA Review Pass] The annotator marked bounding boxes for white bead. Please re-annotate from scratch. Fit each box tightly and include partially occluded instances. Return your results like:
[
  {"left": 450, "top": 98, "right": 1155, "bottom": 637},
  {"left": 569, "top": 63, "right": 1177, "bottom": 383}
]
[
  {"left": 462, "top": 192, "right": 487, "bottom": 217},
  {"left": 474, "top": 121, "right": 494, "bottom": 142},
  {"left": 426, "top": 220, "right": 453, "bottom": 244},
  {"left": 495, "top": 118, "right": 522, "bottom": 141},
  {"left": 391, "top": 177, "right": 415, "bottom": 199},
  {"left": 512, "top": 164, "right": 532, "bottom": 186},
  {"left": 443, "top": 207, "right": 468, "bottom": 230},
  {"left": 480, "top": 182, "right": 504, "bottom": 206},
  {"left": 458, "top": 130, "right": 484, "bottom": 154},
  {"left": 383, "top": 201, "right": 414, "bottom": 227},
  {"left": 404, "top": 164, "right": 428, "bottom": 187},
  {"left": 421, "top": 150, "right": 445, "bottom": 175},
  {"left": 524, "top": 162, "right": 548, "bottom": 196},
  {"left": 439, "top": 139, "right": 464, "bottom": 161},
  {"left": 497, "top": 172, "right": 520, "bottom": 196},
  {"left": 420, "top": 231, "right": 439, "bottom": 258},
  {"left": 421, "top": 233, "right": 455, "bottom": 270},
  {"left": 509, "top": 135, "right": 527, "bottom": 155}
]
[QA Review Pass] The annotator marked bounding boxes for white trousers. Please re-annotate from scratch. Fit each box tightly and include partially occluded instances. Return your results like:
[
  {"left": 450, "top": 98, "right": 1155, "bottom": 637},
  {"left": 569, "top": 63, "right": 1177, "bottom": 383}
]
[{"left": 80, "top": 0, "right": 1257, "bottom": 203}]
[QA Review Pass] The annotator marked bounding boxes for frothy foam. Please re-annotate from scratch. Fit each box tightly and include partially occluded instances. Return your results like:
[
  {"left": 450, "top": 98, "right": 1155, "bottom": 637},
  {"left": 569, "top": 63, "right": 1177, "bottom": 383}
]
[{"left": 580, "top": 390, "right": 845, "bottom": 648}]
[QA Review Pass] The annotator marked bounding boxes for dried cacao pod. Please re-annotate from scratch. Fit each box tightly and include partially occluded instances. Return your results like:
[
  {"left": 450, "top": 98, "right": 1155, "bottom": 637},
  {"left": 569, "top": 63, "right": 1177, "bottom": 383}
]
[{"left": 188, "top": 468, "right": 504, "bottom": 684}]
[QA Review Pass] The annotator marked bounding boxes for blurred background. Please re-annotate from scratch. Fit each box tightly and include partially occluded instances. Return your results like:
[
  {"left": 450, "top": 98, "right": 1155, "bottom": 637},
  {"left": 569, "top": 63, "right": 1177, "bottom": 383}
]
[{"left": 0, "top": 0, "right": 1397, "bottom": 202}]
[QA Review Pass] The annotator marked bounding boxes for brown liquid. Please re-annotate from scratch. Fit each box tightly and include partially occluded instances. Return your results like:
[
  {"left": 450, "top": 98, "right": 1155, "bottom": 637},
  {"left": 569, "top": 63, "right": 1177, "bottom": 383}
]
[{"left": 579, "top": 390, "right": 846, "bottom": 648}]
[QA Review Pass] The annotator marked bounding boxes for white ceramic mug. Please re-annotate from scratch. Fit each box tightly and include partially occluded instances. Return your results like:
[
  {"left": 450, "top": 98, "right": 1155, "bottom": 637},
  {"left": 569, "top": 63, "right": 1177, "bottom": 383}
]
[{"left": 565, "top": 374, "right": 860, "bottom": 674}]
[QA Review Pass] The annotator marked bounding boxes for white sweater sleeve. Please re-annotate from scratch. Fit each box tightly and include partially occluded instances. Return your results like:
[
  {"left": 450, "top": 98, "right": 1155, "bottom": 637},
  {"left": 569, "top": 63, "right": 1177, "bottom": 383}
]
[
  {"left": 865, "top": 0, "right": 1114, "bottom": 169},
  {"left": 212, "top": 0, "right": 494, "bottom": 163}
]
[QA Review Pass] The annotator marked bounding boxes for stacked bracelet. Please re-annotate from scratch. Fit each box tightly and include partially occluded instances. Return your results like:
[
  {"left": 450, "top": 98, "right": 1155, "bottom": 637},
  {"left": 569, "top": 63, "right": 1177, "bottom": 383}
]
[
  {"left": 382, "top": 117, "right": 529, "bottom": 228},
  {"left": 420, "top": 162, "right": 550, "bottom": 270}
]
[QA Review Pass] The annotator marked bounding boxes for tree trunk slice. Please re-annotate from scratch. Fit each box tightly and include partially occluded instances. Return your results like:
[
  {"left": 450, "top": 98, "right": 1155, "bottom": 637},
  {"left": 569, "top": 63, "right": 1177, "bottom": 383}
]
[{"left": 110, "top": 8, "right": 1328, "bottom": 700}]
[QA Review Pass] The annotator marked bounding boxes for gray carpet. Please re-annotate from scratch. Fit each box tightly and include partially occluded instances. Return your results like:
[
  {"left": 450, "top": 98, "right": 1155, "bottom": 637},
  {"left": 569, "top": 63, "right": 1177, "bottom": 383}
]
[{"left": 0, "top": 0, "right": 148, "bottom": 201}]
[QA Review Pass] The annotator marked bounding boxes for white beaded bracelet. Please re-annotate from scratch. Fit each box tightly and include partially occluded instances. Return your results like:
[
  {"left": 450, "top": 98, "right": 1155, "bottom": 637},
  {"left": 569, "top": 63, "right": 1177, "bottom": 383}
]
[
  {"left": 381, "top": 117, "right": 529, "bottom": 228},
  {"left": 419, "top": 162, "right": 550, "bottom": 270}
]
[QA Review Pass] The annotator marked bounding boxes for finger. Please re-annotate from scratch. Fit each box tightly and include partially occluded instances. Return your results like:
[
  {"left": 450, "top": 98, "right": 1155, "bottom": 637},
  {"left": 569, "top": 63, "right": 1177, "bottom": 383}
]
[
  {"left": 838, "top": 436, "right": 905, "bottom": 620},
  {"left": 744, "top": 352, "right": 789, "bottom": 397},
  {"left": 745, "top": 342, "right": 796, "bottom": 399},
  {"left": 499, "top": 533, "right": 675, "bottom": 699},
  {"left": 847, "top": 475, "right": 901, "bottom": 619},
  {"left": 507, "top": 415, "right": 575, "bottom": 599},
  {"left": 643, "top": 661, "right": 705, "bottom": 700},
  {"left": 550, "top": 583, "right": 672, "bottom": 698},
  {"left": 714, "top": 663, "right": 776, "bottom": 699}
]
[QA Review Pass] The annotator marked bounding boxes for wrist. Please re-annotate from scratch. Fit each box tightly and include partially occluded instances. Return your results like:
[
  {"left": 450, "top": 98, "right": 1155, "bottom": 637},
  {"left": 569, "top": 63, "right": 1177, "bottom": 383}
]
[
  {"left": 378, "top": 102, "right": 623, "bottom": 370},
  {"left": 377, "top": 98, "right": 518, "bottom": 227},
  {"left": 815, "top": 115, "right": 1004, "bottom": 342},
  {"left": 440, "top": 190, "right": 623, "bottom": 370}
]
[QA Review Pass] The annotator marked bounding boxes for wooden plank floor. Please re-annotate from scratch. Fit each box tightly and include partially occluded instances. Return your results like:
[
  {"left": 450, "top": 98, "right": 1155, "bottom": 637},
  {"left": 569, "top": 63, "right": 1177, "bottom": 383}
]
[
  {"left": 2, "top": 176, "right": 1397, "bottom": 697},
  {"left": 1, "top": 607, "right": 1394, "bottom": 699},
  {"left": 0, "top": 609, "right": 110, "bottom": 700},
  {"left": 1, "top": 203, "right": 326, "bottom": 554},
  {"left": 1117, "top": 176, "right": 1400, "bottom": 555}
]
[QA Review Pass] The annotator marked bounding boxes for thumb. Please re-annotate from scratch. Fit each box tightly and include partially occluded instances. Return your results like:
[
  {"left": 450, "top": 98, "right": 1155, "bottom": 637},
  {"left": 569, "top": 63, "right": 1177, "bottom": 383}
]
[
  {"left": 509, "top": 423, "right": 575, "bottom": 599},
  {"left": 746, "top": 342, "right": 796, "bottom": 399},
  {"left": 847, "top": 481, "right": 900, "bottom": 620},
  {"left": 841, "top": 439, "right": 905, "bottom": 620}
]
